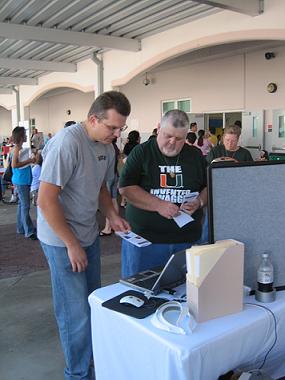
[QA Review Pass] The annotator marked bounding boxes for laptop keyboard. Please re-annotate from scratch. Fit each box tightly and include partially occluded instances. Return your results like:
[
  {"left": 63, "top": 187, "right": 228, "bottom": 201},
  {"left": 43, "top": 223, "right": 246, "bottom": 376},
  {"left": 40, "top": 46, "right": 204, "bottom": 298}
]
[{"left": 135, "top": 275, "right": 159, "bottom": 289}]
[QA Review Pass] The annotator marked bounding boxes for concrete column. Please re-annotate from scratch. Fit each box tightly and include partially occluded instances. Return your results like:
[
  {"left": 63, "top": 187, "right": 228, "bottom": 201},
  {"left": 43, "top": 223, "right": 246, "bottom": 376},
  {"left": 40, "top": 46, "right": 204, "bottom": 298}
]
[
  {"left": 92, "top": 52, "right": 103, "bottom": 96},
  {"left": 13, "top": 86, "right": 25, "bottom": 123}
]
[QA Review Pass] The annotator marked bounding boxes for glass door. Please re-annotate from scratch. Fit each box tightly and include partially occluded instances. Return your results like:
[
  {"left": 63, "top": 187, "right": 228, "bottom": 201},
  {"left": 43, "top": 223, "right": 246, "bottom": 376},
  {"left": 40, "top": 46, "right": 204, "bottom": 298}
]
[
  {"left": 241, "top": 111, "right": 264, "bottom": 160},
  {"left": 271, "top": 109, "right": 285, "bottom": 158}
]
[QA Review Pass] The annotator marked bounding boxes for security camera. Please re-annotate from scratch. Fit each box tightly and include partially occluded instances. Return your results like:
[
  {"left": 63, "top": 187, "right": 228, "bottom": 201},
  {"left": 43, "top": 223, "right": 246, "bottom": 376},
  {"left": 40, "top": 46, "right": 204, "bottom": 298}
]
[
  {"left": 143, "top": 72, "right": 151, "bottom": 86},
  {"left": 265, "top": 52, "right": 275, "bottom": 60},
  {"left": 143, "top": 77, "right": 150, "bottom": 86}
]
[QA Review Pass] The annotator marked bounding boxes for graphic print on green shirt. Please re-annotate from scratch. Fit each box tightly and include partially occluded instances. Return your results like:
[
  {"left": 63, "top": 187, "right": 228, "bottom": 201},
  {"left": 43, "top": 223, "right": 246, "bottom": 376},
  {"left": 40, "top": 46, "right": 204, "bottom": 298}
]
[{"left": 119, "top": 138, "right": 207, "bottom": 244}]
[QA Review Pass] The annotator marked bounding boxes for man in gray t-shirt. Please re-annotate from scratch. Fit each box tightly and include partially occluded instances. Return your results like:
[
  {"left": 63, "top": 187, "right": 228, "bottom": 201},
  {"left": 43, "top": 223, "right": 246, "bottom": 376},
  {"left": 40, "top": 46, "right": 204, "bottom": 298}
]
[{"left": 37, "top": 91, "right": 131, "bottom": 380}]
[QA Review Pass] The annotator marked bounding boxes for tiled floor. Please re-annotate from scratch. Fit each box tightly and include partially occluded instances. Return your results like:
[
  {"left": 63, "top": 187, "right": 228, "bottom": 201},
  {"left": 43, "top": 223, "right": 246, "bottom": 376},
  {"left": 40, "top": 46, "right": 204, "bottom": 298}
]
[{"left": 0, "top": 200, "right": 122, "bottom": 380}]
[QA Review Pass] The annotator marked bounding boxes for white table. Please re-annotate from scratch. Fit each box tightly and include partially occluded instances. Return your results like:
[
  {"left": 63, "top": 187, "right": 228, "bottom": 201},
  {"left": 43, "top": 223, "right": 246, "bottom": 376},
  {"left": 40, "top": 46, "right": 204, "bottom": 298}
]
[{"left": 89, "top": 284, "right": 285, "bottom": 380}]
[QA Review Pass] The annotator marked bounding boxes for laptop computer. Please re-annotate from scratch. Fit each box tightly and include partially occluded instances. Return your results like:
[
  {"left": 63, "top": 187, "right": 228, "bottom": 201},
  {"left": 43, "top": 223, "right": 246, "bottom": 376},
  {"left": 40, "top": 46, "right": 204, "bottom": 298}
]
[{"left": 119, "top": 250, "right": 186, "bottom": 295}]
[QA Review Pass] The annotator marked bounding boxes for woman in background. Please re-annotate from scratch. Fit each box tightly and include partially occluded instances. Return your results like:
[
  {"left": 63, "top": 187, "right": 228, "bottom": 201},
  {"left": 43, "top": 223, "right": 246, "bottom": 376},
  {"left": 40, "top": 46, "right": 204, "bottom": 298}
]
[
  {"left": 206, "top": 125, "right": 253, "bottom": 164},
  {"left": 194, "top": 129, "right": 213, "bottom": 156},
  {"left": 11, "top": 126, "right": 37, "bottom": 240},
  {"left": 121, "top": 130, "right": 141, "bottom": 207}
]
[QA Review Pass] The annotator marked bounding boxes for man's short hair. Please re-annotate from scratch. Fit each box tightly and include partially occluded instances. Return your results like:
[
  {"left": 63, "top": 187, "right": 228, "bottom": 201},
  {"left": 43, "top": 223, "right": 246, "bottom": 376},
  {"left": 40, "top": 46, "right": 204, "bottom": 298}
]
[
  {"left": 12, "top": 126, "right": 25, "bottom": 144},
  {"left": 186, "top": 132, "right": 197, "bottom": 144},
  {"left": 127, "top": 130, "right": 140, "bottom": 143},
  {"left": 190, "top": 122, "right": 197, "bottom": 127},
  {"left": 88, "top": 91, "right": 131, "bottom": 119},
  {"left": 161, "top": 109, "right": 189, "bottom": 129},
  {"left": 234, "top": 120, "right": 242, "bottom": 128}
]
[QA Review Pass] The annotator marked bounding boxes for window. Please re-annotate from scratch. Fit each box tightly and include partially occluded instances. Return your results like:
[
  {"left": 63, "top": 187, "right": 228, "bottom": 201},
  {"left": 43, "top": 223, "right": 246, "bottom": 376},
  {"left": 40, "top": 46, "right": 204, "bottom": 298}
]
[
  {"left": 177, "top": 100, "right": 191, "bottom": 113},
  {"left": 161, "top": 98, "right": 191, "bottom": 116},
  {"left": 162, "top": 101, "right": 175, "bottom": 114}
]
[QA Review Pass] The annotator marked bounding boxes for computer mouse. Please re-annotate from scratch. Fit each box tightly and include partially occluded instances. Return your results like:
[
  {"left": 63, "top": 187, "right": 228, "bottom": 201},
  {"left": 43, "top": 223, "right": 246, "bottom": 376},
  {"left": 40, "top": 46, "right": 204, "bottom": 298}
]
[{"left": 119, "top": 295, "right": 145, "bottom": 308}]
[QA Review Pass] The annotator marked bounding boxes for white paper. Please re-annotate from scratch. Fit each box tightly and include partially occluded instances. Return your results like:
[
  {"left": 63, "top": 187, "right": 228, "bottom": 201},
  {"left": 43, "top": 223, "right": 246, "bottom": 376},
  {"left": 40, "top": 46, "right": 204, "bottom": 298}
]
[
  {"left": 183, "top": 192, "right": 199, "bottom": 204},
  {"left": 173, "top": 211, "right": 194, "bottom": 228},
  {"left": 19, "top": 148, "right": 31, "bottom": 169},
  {"left": 115, "top": 231, "right": 152, "bottom": 247},
  {"left": 19, "top": 148, "right": 30, "bottom": 161}
]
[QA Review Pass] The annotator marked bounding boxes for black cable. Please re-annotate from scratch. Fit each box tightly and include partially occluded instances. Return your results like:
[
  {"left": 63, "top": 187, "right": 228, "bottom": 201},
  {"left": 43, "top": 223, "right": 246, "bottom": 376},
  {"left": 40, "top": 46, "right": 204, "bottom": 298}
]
[{"left": 244, "top": 302, "right": 278, "bottom": 370}]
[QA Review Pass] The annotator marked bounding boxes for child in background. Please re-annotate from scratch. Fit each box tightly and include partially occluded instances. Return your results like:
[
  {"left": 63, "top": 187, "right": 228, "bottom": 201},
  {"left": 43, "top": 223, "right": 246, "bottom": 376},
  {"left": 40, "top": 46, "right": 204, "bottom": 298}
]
[{"left": 31, "top": 150, "right": 43, "bottom": 206}]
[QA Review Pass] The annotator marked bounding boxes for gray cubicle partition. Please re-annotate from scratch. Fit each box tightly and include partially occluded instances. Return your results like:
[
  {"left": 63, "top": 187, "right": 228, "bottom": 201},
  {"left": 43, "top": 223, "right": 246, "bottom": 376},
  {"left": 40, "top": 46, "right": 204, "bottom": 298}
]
[{"left": 208, "top": 161, "right": 285, "bottom": 289}]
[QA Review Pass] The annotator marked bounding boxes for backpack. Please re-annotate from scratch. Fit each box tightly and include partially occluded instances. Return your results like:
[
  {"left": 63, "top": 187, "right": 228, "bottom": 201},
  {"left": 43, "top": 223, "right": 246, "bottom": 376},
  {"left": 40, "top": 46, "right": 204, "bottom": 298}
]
[{"left": 3, "top": 157, "right": 12, "bottom": 182}]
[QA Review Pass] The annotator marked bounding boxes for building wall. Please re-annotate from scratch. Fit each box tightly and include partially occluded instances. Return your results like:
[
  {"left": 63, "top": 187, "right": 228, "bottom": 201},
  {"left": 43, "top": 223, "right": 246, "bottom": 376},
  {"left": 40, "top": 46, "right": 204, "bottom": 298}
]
[
  {"left": 119, "top": 46, "right": 285, "bottom": 137},
  {"left": 0, "top": 0, "right": 285, "bottom": 140},
  {"left": 1, "top": 0, "right": 285, "bottom": 113},
  {"left": 108, "top": 0, "right": 285, "bottom": 88},
  {"left": 29, "top": 90, "right": 94, "bottom": 134},
  {"left": 0, "top": 106, "right": 12, "bottom": 139}
]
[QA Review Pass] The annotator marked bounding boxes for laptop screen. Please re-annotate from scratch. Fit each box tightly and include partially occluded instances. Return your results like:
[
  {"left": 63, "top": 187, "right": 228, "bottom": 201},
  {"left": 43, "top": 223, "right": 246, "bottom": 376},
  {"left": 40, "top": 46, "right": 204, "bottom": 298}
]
[
  {"left": 120, "top": 250, "right": 187, "bottom": 295},
  {"left": 151, "top": 250, "right": 187, "bottom": 292}
]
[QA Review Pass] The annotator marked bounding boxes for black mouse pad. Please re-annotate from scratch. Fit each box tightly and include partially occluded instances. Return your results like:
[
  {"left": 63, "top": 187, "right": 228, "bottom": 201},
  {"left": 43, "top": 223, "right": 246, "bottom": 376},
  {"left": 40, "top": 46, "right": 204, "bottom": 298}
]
[{"left": 102, "top": 290, "right": 168, "bottom": 319}]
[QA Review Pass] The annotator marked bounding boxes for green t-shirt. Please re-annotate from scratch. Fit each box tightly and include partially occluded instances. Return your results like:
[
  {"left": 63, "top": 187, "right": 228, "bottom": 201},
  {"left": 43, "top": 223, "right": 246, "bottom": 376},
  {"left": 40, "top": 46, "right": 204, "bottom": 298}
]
[
  {"left": 119, "top": 139, "right": 207, "bottom": 244},
  {"left": 206, "top": 145, "right": 253, "bottom": 164}
]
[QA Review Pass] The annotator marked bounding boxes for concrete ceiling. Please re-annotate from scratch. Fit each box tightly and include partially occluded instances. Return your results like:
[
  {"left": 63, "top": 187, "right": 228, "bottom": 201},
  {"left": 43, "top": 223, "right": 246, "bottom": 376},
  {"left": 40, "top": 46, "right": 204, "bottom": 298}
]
[{"left": 0, "top": 0, "right": 264, "bottom": 89}]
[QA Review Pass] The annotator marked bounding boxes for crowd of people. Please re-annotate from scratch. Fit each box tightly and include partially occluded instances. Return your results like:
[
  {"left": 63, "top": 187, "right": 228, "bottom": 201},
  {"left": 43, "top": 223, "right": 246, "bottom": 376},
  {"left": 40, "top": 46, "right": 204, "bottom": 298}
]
[
  {"left": 0, "top": 92, "right": 268, "bottom": 380},
  {"left": 0, "top": 128, "right": 52, "bottom": 205}
]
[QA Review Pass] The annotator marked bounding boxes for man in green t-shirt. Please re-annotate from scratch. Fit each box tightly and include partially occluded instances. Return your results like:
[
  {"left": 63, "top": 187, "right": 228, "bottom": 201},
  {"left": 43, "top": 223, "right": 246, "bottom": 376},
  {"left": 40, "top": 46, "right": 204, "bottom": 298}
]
[{"left": 119, "top": 110, "right": 207, "bottom": 277}]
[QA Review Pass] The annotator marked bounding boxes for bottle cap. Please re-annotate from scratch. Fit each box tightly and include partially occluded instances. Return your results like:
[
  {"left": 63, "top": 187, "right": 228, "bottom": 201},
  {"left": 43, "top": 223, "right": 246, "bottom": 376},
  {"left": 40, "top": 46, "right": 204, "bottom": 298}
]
[{"left": 261, "top": 251, "right": 270, "bottom": 258}]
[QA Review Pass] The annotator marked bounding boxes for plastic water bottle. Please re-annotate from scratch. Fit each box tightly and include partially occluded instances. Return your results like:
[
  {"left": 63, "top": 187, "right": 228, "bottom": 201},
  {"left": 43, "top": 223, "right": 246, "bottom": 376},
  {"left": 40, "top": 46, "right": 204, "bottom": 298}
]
[{"left": 257, "top": 252, "right": 274, "bottom": 293}]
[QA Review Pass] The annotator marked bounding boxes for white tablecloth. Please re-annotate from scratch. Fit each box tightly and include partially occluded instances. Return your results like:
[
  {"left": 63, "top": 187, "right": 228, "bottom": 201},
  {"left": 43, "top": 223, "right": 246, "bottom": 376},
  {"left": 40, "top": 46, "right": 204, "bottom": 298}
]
[{"left": 89, "top": 284, "right": 285, "bottom": 380}]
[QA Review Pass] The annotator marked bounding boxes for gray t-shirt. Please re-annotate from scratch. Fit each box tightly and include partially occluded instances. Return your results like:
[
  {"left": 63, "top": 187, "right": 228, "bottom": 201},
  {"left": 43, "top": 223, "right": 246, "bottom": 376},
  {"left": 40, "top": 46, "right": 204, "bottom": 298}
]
[{"left": 37, "top": 123, "right": 115, "bottom": 247}]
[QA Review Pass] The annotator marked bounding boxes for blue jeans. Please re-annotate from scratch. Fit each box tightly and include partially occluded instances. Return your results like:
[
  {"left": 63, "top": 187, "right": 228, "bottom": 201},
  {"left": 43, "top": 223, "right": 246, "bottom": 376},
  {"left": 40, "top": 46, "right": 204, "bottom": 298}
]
[
  {"left": 41, "top": 237, "right": 101, "bottom": 380},
  {"left": 16, "top": 184, "right": 34, "bottom": 237},
  {"left": 121, "top": 240, "right": 192, "bottom": 278}
]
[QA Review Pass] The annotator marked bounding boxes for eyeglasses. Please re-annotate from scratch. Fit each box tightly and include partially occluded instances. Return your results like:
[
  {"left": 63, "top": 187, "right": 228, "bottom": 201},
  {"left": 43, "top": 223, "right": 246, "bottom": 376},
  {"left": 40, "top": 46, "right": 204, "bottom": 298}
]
[{"left": 100, "top": 120, "right": 128, "bottom": 133}]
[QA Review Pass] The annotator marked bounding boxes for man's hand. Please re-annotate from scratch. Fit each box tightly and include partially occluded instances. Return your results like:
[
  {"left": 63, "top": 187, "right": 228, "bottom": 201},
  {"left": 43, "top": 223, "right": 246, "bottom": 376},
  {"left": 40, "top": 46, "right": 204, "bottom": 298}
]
[
  {"left": 180, "top": 198, "right": 200, "bottom": 215},
  {"left": 67, "top": 243, "right": 88, "bottom": 272},
  {"left": 156, "top": 199, "right": 180, "bottom": 219},
  {"left": 109, "top": 214, "right": 131, "bottom": 233}
]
